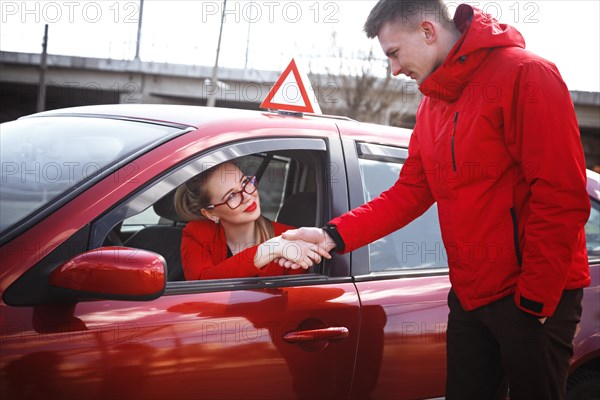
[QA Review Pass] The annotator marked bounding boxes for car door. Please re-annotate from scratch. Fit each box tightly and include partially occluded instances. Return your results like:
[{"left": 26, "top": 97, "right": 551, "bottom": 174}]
[
  {"left": 342, "top": 140, "right": 450, "bottom": 400},
  {"left": 0, "top": 133, "right": 361, "bottom": 399}
]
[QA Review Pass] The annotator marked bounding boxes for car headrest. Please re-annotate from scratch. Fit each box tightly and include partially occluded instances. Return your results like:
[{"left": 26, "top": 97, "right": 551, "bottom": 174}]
[
  {"left": 276, "top": 192, "right": 317, "bottom": 227},
  {"left": 153, "top": 189, "right": 186, "bottom": 223}
]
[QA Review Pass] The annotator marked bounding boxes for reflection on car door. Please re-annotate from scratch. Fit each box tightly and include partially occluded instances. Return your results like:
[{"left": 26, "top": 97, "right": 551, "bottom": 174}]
[
  {"left": 1, "top": 283, "right": 361, "bottom": 399},
  {"left": 353, "top": 277, "right": 449, "bottom": 399}
]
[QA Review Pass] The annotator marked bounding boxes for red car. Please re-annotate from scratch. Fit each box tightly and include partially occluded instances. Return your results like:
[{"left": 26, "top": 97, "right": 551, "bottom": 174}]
[{"left": 1, "top": 104, "right": 598, "bottom": 400}]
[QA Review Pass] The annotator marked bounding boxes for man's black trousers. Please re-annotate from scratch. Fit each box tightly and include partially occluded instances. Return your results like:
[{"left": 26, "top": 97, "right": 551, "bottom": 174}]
[{"left": 445, "top": 288, "right": 583, "bottom": 400}]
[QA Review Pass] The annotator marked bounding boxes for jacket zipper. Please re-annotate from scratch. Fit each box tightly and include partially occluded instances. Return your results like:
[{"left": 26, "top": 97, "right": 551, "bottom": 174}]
[
  {"left": 451, "top": 112, "right": 458, "bottom": 172},
  {"left": 510, "top": 207, "right": 522, "bottom": 266}
]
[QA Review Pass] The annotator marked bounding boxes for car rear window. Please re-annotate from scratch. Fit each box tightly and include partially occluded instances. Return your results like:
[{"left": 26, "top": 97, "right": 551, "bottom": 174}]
[
  {"left": 359, "top": 157, "right": 445, "bottom": 271},
  {"left": 0, "top": 116, "right": 183, "bottom": 235}
]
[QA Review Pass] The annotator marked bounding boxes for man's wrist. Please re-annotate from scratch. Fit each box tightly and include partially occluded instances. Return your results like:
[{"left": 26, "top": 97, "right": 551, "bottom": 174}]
[{"left": 321, "top": 224, "right": 345, "bottom": 253}]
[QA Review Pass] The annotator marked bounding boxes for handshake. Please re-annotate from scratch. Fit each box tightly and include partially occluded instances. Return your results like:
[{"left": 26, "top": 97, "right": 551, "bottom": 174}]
[{"left": 268, "top": 227, "right": 337, "bottom": 270}]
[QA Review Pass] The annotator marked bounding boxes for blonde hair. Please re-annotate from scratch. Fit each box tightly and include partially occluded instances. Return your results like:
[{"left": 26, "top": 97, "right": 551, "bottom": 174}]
[{"left": 174, "top": 162, "right": 274, "bottom": 244}]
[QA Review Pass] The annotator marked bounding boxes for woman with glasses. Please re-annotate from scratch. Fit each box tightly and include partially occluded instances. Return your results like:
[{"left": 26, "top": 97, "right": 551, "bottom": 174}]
[{"left": 174, "top": 162, "right": 329, "bottom": 280}]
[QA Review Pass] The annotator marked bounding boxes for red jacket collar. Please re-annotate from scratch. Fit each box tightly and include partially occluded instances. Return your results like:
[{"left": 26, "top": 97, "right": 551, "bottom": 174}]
[{"left": 419, "top": 4, "right": 526, "bottom": 102}]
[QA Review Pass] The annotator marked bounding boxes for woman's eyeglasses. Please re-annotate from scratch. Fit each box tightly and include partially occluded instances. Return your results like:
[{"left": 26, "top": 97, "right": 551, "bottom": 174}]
[{"left": 206, "top": 176, "right": 257, "bottom": 210}]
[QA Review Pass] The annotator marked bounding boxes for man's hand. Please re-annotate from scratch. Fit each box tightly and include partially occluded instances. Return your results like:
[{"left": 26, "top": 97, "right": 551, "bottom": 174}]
[
  {"left": 278, "top": 238, "right": 332, "bottom": 269},
  {"left": 277, "top": 228, "right": 336, "bottom": 269},
  {"left": 256, "top": 234, "right": 332, "bottom": 270}
]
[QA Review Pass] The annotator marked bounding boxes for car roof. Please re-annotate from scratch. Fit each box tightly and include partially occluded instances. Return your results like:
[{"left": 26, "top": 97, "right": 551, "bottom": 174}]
[
  {"left": 27, "top": 104, "right": 267, "bottom": 128},
  {"left": 25, "top": 104, "right": 413, "bottom": 145}
]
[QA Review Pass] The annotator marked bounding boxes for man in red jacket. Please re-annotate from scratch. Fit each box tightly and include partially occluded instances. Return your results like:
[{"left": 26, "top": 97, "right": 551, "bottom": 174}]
[{"left": 281, "top": 1, "right": 590, "bottom": 399}]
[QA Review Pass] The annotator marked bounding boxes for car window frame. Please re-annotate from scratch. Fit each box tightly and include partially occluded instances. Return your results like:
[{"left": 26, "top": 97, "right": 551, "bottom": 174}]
[
  {"left": 586, "top": 198, "right": 600, "bottom": 263},
  {"left": 90, "top": 138, "right": 325, "bottom": 246},
  {"left": 91, "top": 136, "right": 353, "bottom": 295}
]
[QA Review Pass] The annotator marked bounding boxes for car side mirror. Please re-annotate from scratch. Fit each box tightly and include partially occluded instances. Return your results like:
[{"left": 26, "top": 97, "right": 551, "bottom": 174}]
[{"left": 49, "top": 247, "right": 166, "bottom": 301}]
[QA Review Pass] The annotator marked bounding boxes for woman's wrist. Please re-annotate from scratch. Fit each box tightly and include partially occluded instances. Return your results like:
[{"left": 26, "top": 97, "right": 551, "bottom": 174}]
[{"left": 255, "top": 237, "right": 282, "bottom": 268}]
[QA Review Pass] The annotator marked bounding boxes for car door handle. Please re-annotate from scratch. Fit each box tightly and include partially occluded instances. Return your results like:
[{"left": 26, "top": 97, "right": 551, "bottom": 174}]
[{"left": 283, "top": 327, "right": 349, "bottom": 343}]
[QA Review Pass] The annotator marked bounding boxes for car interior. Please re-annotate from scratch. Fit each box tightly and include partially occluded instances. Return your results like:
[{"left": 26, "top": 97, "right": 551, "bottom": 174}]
[{"left": 103, "top": 150, "right": 325, "bottom": 282}]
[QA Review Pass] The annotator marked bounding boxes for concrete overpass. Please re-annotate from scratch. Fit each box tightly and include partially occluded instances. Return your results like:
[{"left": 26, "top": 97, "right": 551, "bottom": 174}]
[
  {"left": 0, "top": 50, "right": 283, "bottom": 118},
  {"left": 1, "top": 50, "right": 598, "bottom": 168},
  {"left": 0, "top": 51, "right": 422, "bottom": 122}
]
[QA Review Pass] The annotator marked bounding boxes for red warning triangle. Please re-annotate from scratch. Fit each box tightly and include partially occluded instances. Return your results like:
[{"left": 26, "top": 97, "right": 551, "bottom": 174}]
[{"left": 260, "top": 59, "right": 321, "bottom": 114}]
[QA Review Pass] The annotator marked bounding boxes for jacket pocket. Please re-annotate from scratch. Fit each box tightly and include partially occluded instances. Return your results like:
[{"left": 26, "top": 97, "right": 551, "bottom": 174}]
[{"left": 510, "top": 207, "right": 522, "bottom": 266}]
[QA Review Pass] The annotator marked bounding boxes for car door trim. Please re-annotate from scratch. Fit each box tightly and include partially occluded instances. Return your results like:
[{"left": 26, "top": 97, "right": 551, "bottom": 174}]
[
  {"left": 356, "top": 142, "right": 409, "bottom": 163},
  {"left": 352, "top": 268, "right": 449, "bottom": 283},
  {"left": 165, "top": 274, "right": 354, "bottom": 295}
]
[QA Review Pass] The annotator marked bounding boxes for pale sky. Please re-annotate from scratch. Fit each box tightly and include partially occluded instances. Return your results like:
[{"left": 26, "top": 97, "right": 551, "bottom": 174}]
[{"left": 1, "top": 0, "right": 599, "bottom": 92}]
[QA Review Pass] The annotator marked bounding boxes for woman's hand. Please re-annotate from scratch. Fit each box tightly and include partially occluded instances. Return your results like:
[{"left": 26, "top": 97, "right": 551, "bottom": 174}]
[{"left": 255, "top": 235, "right": 331, "bottom": 269}]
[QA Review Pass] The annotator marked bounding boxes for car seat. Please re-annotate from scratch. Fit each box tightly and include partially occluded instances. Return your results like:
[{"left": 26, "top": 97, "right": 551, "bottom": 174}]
[
  {"left": 124, "top": 189, "right": 186, "bottom": 281},
  {"left": 276, "top": 192, "right": 317, "bottom": 228}
]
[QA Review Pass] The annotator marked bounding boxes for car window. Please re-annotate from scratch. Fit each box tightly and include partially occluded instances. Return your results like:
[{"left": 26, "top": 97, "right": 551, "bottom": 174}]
[
  {"left": 0, "top": 116, "right": 183, "bottom": 235},
  {"left": 358, "top": 151, "right": 445, "bottom": 272},
  {"left": 91, "top": 138, "right": 329, "bottom": 283},
  {"left": 121, "top": 207, "right": 164, "bottom": 233},
  {"left": 586, "top": 200, "right": 599, "bottom": 261}
]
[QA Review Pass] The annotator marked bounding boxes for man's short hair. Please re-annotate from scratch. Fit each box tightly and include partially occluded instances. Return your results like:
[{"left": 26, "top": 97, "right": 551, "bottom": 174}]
[{"left": 364, "top": 0, "right": 454, "bottom": 38}]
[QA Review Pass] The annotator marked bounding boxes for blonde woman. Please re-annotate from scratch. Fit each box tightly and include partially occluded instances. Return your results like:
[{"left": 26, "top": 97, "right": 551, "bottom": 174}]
[{"left": 174, "top": 162, "right": 328, "bottom": 280}]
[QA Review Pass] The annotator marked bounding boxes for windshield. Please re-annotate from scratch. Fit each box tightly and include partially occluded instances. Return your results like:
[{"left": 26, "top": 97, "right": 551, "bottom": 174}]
[{"left": 0, "top": 116, "right": 183, "bottom": 235}]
